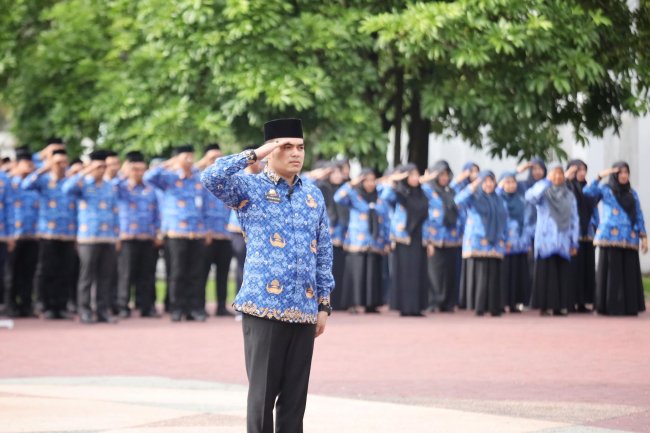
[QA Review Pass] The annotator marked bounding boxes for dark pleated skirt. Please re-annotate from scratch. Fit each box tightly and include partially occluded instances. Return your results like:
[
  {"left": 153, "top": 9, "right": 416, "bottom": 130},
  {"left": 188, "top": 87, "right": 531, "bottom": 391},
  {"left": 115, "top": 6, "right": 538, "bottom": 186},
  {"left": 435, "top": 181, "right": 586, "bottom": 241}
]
[
  {"left": 342, "top": 252, "right": 383, "bottom": 308},
  {"left": 531, "top": 254, "right": 571, "bottom": 311},
  {"left": 389, "top": 242, "right": 428, "bottom": 315},
  {"left": 330, "top": 246, "right": 347, "bottom": 311},
  {"left": 459, "top": 257, "right": 502, "bottom": 315},
  {"left": 426, "top": 246, "right": 461, "bottom": 312},
  {"left": 501, "top": 253, "right": 530, "bottom": 310},
  {"left": 596, "top": 247, "right": 645, "bottom": 316},
  {"left": 569, "top": 241, "right": 596, "bottom": 308}
]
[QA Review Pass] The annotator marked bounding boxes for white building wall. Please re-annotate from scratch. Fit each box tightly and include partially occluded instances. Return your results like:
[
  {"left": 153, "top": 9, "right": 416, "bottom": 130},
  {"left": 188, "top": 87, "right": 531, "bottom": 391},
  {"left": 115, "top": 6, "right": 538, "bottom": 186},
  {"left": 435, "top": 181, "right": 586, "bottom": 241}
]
[{"left": 427, "top": 114, "right": 650, "bottom": 272}]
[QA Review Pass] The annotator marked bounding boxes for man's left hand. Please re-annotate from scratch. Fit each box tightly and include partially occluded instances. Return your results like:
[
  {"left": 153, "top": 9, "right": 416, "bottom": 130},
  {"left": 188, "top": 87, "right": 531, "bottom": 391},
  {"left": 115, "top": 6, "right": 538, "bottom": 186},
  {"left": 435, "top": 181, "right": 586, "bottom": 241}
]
[{"left": 315, "top": 311, "right": 328, "bottom": 338}]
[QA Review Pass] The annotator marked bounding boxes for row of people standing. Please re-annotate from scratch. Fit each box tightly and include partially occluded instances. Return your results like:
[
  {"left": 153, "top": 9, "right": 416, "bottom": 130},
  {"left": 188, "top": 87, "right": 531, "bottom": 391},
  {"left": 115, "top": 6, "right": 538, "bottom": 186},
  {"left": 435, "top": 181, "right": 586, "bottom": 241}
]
[
  {"left": 0, "top": 139, "right": 262, "bottom": 324},
  {"left": 317, "top": 158, "right": 647, "bottom": 317}
]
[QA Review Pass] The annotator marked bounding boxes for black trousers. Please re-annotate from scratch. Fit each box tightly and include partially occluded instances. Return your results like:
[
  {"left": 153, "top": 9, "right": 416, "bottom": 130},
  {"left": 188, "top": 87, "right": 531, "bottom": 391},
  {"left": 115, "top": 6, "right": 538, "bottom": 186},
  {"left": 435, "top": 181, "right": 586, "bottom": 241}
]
[
  {"left": 0, "top": 242, "right": 7, "bottom": 310},
  {"left": 202, "top": 238, "right": 233, "bottom": 310},
  {"left": 77, "top": 243, "right": 117, "bottom": 315},
  {"left": 35, "top": 239, "right": 76, "bottom": 313},
  {"left": 243, "top": 314, "right": 316, "bottom": 433},
  {"left": 166, "top": 238, "right": 204, "bottom": 314},
  {"left": 231, "top": 233, "right": 246, "bottom": 291},
  {"left": 4, "top": 239, "right": 39, "bottom": 314},
  {"left": 118, "top": 239, "right": 157, "bottom": 312}
]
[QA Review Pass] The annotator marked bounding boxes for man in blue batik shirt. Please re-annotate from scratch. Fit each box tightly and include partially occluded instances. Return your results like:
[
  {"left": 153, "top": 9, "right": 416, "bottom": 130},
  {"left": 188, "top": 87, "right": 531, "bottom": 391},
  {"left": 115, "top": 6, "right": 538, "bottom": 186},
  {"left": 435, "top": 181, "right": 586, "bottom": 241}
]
[
  {"left": 201, "top": 118, "right": 334, "bottom": 433},
  {"left": 63, "top": 150, "right": 120, "bottom": 324},
  {"left": 115, "top": 151, "right": 160, "bottom": 318},
  {"left": 144, "top": 144, "right": 208, "bottom": 322},
  {"left": 22, "top": 148, "right": 77, "bottom": 319}
]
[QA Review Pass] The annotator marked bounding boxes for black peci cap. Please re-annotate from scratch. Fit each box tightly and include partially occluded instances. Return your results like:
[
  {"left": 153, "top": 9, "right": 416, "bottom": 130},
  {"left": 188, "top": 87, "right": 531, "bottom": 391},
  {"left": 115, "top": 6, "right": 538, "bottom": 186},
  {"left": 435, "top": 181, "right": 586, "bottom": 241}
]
[
  {"left": 172, "top": 144, "right": 194, "bottom": 156},
  {"left": 126, "top": 151, "right": 145, "bottom": 163},
  {"left": 263, "top": 118, "right": 303, "bottom": 142}
]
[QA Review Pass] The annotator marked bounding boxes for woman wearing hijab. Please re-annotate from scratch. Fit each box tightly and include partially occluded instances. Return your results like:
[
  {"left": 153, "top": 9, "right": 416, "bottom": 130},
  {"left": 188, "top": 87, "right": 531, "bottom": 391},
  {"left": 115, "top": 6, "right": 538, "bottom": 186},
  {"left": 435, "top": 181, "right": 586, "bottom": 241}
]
[
  {"left": 565, "top": 160, "right": 599, "bottom": 312},
  {"left": 517, "top": 158, "right": 548, "bottom": 278},
  {"left": 584, "top": 162, "right": 647, "bottom": 316},
  {"left": 314, "top": 162, "right": 348, "bottom": 311},
  {"left": 422, "top": 161, "right": 463, "bottom": 312},
  {"left": 497, "top": 172, "right": 532, "bottom": 312},
  {"left": 334, "top": 169, "right": 390, "bottom": 313},
  {"left": 455, "top": 171, "right": 508, "bottom": 316},
  {"left": 380, "top": 164, "right": 429, "bottom": 317},
  {"left": 525, "top": 163, "right": 579, "bottom": 316}
]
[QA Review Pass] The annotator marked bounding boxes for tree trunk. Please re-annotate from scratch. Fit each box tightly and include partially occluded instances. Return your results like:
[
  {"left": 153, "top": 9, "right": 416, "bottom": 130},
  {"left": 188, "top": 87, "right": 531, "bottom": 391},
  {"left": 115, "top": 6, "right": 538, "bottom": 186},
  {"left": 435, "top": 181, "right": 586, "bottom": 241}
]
[
  {"left": 393, "top": 66, "right": 404, "bottom": 167},
  {"left": 407, "top": 91, "right": 430, "bottom": 173}
]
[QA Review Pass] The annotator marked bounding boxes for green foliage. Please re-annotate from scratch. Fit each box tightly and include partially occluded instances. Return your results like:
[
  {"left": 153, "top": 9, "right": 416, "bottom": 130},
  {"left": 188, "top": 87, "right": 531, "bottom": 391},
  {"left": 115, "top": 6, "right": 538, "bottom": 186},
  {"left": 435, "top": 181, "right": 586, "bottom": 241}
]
[{"left": 1, "top": 0, "right": 648, "bottom": 165}]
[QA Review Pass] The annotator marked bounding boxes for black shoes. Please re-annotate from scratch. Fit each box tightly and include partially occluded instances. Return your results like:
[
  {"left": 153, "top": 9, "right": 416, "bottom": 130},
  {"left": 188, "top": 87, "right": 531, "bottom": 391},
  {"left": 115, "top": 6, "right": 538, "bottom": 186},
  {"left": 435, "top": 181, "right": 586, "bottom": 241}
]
[
  {"left": 80, "top": 311, "right": 95, "bottom": 324},
  {"left": 170, "top": 311, "right": 183, "bottom": 322}
]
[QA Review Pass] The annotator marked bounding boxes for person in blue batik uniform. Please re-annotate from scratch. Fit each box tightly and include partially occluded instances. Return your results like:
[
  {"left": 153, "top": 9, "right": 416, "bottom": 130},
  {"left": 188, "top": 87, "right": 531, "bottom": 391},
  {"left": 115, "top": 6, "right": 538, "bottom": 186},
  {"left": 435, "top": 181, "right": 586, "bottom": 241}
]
[
  {"left": 584, "top": 161, "right": 647, "bottom": 316},
  {"left": 196, "top": 143, "right": 235, "bottom": 317},
  {"left": 525, "top": 163, "right": 579, "bottom": 316},
  {"left": 0, "top": 168, "right": 12, "bottom": 315},
  {"left": 421, "top": 160, "right": 463, "bottom": 313},
  {"left": 22, "top": 148, "right": 77, "bottom": 319},
  {"left": 497, "top": 171, "right": 532, "bottom": 312},
  {"left": 565, "top": 159, "right": 600, "bottom": 312},
  {"left": 455, "top": 171, "right": 508, "bottom": 316},
  {"left": 380, "top": 164, "right": 430, "bottom": 317},
  {"left": 63, "top": 150, "right": 120, "bottom": 324},
  {"left": 5, "top": 148, "right": 39, "bottom": 318},
  {"left": 334, "top": 168, "right": 390, "bottom": 313},
  {"left": 114, "top": 151, "right": 161, "bottom": 318},
  {"left": 144, "top": 144, "right": 208, "bottom": 322},
  {"left": 201, "top": 118, "right": 334, "bottom": 433}
]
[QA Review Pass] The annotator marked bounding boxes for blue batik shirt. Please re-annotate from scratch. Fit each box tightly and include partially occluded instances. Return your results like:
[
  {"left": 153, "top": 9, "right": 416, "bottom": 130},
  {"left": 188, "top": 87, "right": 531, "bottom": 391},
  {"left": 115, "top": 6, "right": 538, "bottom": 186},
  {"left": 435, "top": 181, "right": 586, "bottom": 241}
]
[
  {"left": 144, "top": 167, "right": 206, "bottom": 239},
  {"left": 0, "top": 172, "right": 12, "bottom": 240},
  {"left": 62, "top": 174, "right": 119, "bottom": 243},
  {"left": 583, "top": 180, "right": 646, "bottom": 250},
  {"left": 333, "top": 182, "right": 390, "bottom": 254},
  {"left": 422, "top": 183, "right": 463, "bottom": 248},
  {"left": 9, "top": 175, "right": 40, "bottom": 239},
  {"left": 114, "top": 179, "right": 160, "bottom": 240},
  {"left": 21, "top": 172, "right": 77, "bottom": 240},
  {"left": 455, "top": 186, "right": 508, "bottom": 259},
  {"left": 204, "top": 193, "right": 232, "bottom": 240},
  {"left": 525, "top": 180, "right": 579, "bottom": 260},
  {"left": 201, "top": 153, "right": 335, "bottom": 324}
]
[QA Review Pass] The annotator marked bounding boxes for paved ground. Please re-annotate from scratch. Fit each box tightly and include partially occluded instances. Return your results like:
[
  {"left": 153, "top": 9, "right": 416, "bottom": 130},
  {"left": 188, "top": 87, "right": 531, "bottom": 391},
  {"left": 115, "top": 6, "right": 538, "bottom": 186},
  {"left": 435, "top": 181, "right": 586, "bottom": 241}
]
[{"left": 1, "top": 307, "right": 649, "bottom": 432}]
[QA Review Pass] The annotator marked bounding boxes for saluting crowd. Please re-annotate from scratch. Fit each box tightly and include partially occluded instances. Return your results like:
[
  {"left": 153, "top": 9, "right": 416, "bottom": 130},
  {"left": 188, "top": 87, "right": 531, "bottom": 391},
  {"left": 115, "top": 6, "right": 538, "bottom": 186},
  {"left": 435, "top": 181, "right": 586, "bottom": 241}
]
[{"left": 0, "top": 137, "right": 646, "bottom": 323}]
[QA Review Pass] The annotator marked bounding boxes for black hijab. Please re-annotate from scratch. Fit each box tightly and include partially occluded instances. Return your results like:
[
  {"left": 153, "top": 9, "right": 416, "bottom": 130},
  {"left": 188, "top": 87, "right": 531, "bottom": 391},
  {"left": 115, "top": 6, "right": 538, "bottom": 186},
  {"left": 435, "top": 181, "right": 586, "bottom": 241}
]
[
  {"left": 499, "top": 171, "right": 526, "bottom": 235},
  {"left": 395, "top": 164, "right": 429, "bottom": 235},
  {"left": 566, "top": 159, "right": 596, "bottom": 236},
  {"left": 608, "top": 161, "right": 637, "bottom": 225},
  {"left": 355, "top": 168, "right": 380, "bottom": 240},
  {"left": 472, "top": 171, "right": 507, "bottom": 245},
  {"left": 428, "top": 160, "right": 458, "bottom": 229}
]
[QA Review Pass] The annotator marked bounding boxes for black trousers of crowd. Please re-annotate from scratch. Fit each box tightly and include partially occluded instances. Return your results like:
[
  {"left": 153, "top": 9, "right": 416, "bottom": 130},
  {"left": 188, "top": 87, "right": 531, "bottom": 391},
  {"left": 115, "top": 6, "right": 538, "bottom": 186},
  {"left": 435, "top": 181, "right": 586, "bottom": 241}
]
[
  {"left": 202, "top": 238, "right": 233, "bottom": 313},
  {"left": 4, "top": 239, "right": 39, "bottom": 315},
  {"left": 35, "top": 239, "right": 76, "bottom": 314},
  {"left": 166, "top": 238, "right": 204, "bottom": 316},
  {"left": 77, "top": 243, "right": 117, "bottom": 317},
  {"left": 0, "top": 242, "right": 7, "bottom": 311},
  {"left": 243, "top": 314, "right": 316, "bottom": 433},
  {"left": 231, "top": 233, "right": 246, "bottom": 291},
  {"left": 118, "top": 239, "right": 157, "bottom": 314}
]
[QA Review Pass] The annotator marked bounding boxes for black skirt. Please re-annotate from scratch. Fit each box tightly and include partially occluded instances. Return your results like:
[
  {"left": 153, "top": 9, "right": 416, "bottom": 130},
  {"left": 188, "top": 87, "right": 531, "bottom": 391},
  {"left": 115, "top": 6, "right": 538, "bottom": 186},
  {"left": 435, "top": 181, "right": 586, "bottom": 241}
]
[
  {"left": 342, "top": 252, "right": 384, "bottom": 308},
  {"left": 568, "top": 241, "right": 596, "bottom": 308},
  {"left": 596, "top": 247, "right": 645, "bottom": 316},
  {"left": 389, "top": 241, "right": 428, "bottom": 315},
  {"left": 426, "top": 246, "right": 461, "bottom": 312},
  {"left": 330, "top": 246, "right": 347, "bottom": 311},
  {"left": 531, "top": 254, "right": 571, "bottom": 311},
  {"left": 501, "top": 253, "right": 530, "bottom": 310},
  {"left": 459, "top": 257, "right": 502, "bottom": 315}
]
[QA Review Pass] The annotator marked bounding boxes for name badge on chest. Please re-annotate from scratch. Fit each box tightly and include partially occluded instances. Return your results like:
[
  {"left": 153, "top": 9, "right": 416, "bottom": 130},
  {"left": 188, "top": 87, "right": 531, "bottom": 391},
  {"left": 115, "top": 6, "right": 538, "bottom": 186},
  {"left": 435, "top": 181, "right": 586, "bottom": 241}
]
[{"left": 265, "top": 189, "right": 281, "bottom": 204}]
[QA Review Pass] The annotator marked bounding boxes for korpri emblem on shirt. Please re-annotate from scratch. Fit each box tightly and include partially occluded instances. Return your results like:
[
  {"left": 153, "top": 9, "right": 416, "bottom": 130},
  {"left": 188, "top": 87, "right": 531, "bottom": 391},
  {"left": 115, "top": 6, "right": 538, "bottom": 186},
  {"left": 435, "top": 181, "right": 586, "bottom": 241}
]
[{"left": 265, "top": 189, "right": 281, "bottom": 203}]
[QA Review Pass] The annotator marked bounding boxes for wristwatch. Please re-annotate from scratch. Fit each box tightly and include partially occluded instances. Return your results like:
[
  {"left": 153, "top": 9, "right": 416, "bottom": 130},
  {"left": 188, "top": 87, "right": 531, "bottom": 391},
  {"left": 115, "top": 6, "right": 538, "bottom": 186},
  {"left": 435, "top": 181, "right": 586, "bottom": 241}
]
[
  {"left": 318, "top": 303, "right": 332, "bottom": 316},
  {"left": 243, "top": 149, "right": 257, "bottom": 165}
]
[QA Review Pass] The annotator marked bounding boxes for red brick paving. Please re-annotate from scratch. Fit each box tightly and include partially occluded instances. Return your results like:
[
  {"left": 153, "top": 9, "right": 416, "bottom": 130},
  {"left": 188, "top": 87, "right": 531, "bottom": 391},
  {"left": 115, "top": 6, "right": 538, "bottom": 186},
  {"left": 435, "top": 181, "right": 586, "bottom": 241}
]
[{"left": 1, "top": 309, "right": 649, "bottom": 427}]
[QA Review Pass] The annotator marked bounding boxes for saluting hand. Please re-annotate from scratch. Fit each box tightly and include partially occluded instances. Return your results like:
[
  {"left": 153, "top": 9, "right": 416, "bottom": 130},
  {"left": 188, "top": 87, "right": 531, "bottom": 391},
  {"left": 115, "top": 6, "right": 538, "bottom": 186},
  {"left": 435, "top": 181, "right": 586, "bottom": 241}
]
[
  {"left": 349, "top": 174, "right": 366, "bottom": 187},
  {"left": 565, "top": 165, "right": 578, "bottom": 180},
  {"left": 598, "top": 167, "right": 619, "bottom": 179},
  {"left": 254, "top": 139, "right": 295, "bottom": 161}
]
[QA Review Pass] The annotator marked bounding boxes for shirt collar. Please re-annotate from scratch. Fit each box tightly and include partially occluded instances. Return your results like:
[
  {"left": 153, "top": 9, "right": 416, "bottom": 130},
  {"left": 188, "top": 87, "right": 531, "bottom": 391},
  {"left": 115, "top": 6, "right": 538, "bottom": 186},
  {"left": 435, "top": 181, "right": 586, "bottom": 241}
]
[{"left": 263, "top": 165, "right": 302, "bottom": 187}]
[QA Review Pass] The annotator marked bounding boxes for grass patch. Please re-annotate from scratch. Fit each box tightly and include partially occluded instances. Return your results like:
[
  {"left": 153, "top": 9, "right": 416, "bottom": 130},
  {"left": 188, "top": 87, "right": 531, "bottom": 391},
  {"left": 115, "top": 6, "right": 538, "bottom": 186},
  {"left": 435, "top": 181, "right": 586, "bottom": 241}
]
[
  {"left": 155, "top": 279, "right": 238, "bottom": 304},
  {"left": 644, "top": 277, "right": 650, "bottom": 297}
]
